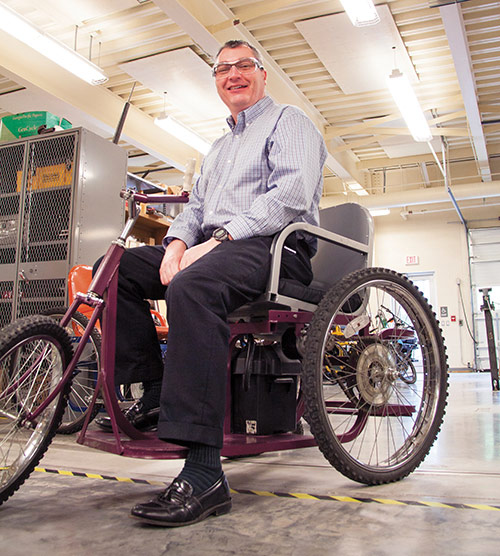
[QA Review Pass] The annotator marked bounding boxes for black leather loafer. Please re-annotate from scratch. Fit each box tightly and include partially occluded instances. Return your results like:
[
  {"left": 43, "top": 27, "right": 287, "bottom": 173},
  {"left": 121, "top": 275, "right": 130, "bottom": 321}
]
[
  {"left": 95, "top": 401, "right": 160, "bottom": 432},
  {"left": 130, "top": 474, "right": 232, "bottom": 527}
]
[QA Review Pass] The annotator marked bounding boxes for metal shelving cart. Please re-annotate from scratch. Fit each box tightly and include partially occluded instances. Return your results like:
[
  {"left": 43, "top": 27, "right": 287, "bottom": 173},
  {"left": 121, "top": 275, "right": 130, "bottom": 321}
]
[{"left": 0, "top": 127, "right": 127, "bottom": 328}]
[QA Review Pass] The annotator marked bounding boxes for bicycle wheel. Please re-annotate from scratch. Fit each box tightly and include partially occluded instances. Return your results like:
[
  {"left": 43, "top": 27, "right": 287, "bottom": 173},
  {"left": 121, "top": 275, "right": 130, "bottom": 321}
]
[
  {"left": 398, "top": 357, "right": 417, "bottom": 385},
  {"left": 302, "top": 268, "right": 448, "bottom": 485},
  {"left": 0, "top": 315, "right": 73, "bottom": 505},
  {"left": 43, "top": 308, "right": 102, "bottom": 434}
]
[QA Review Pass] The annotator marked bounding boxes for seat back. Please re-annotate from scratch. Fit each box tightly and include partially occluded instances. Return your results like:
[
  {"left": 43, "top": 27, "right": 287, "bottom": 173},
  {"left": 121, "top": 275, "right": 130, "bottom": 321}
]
[
  {"left": 68, "top": 265, "right": 94, "bottom": 320},
  {"left": 310, "top": 203, "right": 373, "bottom": 292},
  {"left": 268, "top": 203, "right": 372, "bottom": 310}
]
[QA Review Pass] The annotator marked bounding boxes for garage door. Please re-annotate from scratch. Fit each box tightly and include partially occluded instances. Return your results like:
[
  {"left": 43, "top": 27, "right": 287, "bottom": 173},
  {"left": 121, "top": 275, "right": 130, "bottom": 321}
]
[{"left": 469, "top": 228, "right": 500, "bottom": 371}]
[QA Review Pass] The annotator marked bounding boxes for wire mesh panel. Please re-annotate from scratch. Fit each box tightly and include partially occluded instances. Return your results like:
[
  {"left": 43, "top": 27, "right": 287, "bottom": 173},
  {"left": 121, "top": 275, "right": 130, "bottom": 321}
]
[
  {"left": 0, "top": 280, "right": 14, "bottom": 328},
  {"left": 0, "top": 143, "right": 25, "bottom": 264},
  {"left": 0, "top": 142, "right": 26, "bottom": 327},
  {"left": 13, "top": 134, "right": 76, "bottom": 320},
  {"left": 16, "top": 277, "right": 66, "bottom": 318},
  {"left": 0, "top": 128, "right": 126, "bottom": 329},
  {"left": 20, "top": 134, "right": 76, "bottom": 264}
]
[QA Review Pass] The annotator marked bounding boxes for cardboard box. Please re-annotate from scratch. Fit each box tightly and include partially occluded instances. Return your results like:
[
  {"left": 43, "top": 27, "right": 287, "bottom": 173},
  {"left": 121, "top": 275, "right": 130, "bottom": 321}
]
[{"left": 0, "top": 111, "right": 72, "bottom": 141}]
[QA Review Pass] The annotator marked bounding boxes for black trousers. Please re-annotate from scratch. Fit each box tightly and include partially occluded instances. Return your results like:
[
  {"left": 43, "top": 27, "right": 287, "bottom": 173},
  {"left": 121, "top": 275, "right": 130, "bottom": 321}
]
[{"left": 103, "top": 234, "right": 312, "bottom": 449}]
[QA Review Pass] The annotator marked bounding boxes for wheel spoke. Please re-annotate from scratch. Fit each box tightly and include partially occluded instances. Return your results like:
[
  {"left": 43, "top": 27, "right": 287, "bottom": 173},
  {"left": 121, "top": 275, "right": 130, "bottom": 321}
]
[
  {"left": 0, "top": 315, "right": 72, "bottom": 504},
  {"left": 42, "top": 309, "right": 101, "bottom": 434}
]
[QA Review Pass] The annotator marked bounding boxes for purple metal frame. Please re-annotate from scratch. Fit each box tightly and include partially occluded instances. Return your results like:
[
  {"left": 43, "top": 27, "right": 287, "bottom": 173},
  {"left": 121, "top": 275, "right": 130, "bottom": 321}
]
[
  {"left": 58, "top": 191, "right": 314, "bottom": 459},
  {"left": 12, "top": 190, "right": 417, "bottom": 460},
  {"left": 79, "top": 305, "right": 318, "bottom": 459}
]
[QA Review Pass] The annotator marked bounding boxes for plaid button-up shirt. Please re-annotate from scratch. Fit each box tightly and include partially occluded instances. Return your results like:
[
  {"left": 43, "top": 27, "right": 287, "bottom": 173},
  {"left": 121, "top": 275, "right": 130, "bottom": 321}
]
[{"left": 165, "top": 96, "right": 327, "bottom": 249}]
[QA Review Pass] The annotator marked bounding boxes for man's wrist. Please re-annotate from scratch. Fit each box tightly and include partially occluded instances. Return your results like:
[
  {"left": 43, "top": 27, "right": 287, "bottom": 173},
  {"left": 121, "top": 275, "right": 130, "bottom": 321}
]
[
  {"left": 212, "top": 227, "right": 232, "bottom": 242},
  {"left": 166, "top": 238, "right": 188, "bottom": 252}
]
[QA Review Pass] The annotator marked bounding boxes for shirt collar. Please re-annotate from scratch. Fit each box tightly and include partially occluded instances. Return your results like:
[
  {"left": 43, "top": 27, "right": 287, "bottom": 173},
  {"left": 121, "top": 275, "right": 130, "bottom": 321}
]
[{"left": 226, "top": 96, "right": 274, "bottom": 131}]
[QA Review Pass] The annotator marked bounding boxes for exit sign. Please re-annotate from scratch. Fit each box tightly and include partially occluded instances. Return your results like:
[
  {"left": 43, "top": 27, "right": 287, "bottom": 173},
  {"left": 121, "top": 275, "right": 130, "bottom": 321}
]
[{"left": 406, "top": 255, "right": 419, "bottom": 265}]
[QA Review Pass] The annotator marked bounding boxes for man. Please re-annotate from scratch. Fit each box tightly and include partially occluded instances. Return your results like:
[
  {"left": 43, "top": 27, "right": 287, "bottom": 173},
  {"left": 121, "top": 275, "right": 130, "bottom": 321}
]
[{"left": 107, "top": 39, "right": 326, "bottom": 526}]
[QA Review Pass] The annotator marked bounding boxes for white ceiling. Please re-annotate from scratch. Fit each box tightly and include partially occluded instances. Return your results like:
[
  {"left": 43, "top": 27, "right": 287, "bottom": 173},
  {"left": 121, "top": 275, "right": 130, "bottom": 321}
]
[
  {"left": 296, "top": 5, "right": 418, "bottom": 95},
  {"left": 0, "top": 0, "right": 499, "bottom": 226}
]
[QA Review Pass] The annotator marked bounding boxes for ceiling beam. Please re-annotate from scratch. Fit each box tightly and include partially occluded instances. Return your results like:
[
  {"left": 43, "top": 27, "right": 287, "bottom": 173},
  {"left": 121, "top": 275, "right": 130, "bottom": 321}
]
[
  {"left": 440, "top": 3, "right": 492, "bottom": 182},
  {"left": 355, "top": 142, "right": 500, "bottom": 171},
  {"left": 0, "top": 30, "right": 199, "bottom": 172},
  {"left": 206, "top": 0, "right": 304, "bottom": 32},
  {"left": 337, "top": 128, "right": 470, "bottom": 146},
  {"left": 325, "top": 100, "right": 465, "bottom": 139},
  {"left": 320, "top": 181, "right": 500, "bottom": 210}
]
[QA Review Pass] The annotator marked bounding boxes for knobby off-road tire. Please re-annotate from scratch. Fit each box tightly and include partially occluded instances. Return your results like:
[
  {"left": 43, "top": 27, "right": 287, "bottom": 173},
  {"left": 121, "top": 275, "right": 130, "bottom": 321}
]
[
  {"left": 43, "top": 308, "right": 102, "bottom": 434},
  {"left": 302, "top": 268, "right": 448, "bottom": 485},
  {"left": 0, "top": 315, "right": 73, "bottom": 505}
]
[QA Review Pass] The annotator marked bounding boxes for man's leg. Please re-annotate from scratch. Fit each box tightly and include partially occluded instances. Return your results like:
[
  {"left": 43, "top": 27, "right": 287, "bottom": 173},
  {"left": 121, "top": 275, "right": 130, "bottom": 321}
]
[
  {"left": 158, "top": 237, "right": 274, "bottom": 447},
  {"left": 93, "top": 245, "right": 166, "bottom": 430},
  {"left": 131, "top": 235, "right": 314, "bottom": 526},
  {"left": 111, "top": 245, "right": 166, "bottom": 385},
  {"left": 131, "top": 237, "right": 274, "bottom": 526}
]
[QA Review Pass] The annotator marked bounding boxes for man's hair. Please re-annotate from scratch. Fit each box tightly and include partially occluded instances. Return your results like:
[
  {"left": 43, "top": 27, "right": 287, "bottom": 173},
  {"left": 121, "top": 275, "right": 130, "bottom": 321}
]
[{"left": 216, "top": 40, "right": 263, "bottom": 65}]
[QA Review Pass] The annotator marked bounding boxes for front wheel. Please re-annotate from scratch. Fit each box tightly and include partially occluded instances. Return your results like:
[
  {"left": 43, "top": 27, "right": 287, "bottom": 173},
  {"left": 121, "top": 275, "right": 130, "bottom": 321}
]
[
  {"left": 0, "top": 315, "right": 73, "bottom": 505},
  {"left": 302, "top": 268, "right": 448, "bottom": 485}
]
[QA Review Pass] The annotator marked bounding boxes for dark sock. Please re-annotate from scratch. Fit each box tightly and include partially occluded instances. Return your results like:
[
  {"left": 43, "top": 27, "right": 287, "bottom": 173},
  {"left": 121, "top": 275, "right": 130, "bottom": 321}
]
[
  {"left": 177, "top": 443, "right": 222, "bottom": 495},
  {"left": 140, "top": 378, "right": 162, "bottom": 411}
]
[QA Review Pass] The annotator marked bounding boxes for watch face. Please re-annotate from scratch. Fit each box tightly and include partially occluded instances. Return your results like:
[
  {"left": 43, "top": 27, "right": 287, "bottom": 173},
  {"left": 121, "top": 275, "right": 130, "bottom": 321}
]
[{"left": 213, "top": 227, "right": 229, "bottom": 241}]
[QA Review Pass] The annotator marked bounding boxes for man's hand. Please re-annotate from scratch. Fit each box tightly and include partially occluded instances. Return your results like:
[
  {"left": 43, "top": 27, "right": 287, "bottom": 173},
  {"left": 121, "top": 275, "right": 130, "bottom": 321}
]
[
  {"left": 160, "top": 239, "right": 187, "bottom": 285},
  {"left": 179, "top": 237, "right": 220, "bottom": 271},
  {"left": 160, "top": 237, "right": 222, "bottom": 285}
]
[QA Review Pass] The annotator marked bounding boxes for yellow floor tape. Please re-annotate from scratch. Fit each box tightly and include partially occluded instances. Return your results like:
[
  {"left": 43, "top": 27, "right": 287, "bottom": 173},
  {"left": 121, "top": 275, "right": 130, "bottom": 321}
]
[{"left": 33, "top": 466, "right": 500, "bottom": 512}]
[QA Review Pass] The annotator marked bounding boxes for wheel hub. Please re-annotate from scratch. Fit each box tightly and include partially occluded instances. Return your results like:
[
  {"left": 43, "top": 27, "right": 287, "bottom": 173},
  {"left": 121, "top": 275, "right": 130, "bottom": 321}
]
[{"left": 355, "top": 343, "right": 397, "bottom": 406}]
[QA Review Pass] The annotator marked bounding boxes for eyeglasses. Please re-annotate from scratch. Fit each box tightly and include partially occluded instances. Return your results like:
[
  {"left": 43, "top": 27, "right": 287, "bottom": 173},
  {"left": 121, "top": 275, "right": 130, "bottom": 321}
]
[{"left": 212, "top": 57, "right": 264, "bottom": 78}]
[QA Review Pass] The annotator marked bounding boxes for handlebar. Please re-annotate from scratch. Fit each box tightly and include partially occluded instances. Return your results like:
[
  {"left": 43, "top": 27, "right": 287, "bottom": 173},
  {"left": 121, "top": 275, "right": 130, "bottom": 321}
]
[
  {"left": 120, "top": 189, "right": 190, "bottom": 204},
  {"left": 377, "top": 305, "right": 413, "bottom": 330},
  {"left": 118, "top": 189, "right": 190, "bottom": 243}
]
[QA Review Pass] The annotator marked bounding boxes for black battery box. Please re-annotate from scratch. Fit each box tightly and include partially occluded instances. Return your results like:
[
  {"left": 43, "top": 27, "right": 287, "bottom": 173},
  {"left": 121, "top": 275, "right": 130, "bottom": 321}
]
[{"left": 231, "top": 342, "right": 301, "bottom": 435}]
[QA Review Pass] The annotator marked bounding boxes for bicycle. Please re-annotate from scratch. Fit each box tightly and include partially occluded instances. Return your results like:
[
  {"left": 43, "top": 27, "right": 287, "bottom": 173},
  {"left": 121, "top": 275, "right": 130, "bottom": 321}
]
[{"left": 376, "top": 304, "right": 419, "bottom": 384}]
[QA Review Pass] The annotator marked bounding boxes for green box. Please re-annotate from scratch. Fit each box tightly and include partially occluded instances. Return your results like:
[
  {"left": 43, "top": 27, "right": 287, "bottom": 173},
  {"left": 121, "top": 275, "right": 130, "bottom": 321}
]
[{"left": 0, "top": 111, "right": 72, "bottom": 141}]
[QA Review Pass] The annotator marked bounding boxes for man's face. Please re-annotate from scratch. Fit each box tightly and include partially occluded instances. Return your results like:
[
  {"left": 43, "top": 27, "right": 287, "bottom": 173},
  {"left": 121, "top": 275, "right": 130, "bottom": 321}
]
[{"left": 215, "top": 45, "right": 267, "bottom": 120}]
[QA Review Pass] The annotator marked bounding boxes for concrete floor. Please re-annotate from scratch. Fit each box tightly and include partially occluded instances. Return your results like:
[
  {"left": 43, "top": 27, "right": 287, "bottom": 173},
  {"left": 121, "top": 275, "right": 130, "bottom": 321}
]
[{"left": 1, "top": 372, "right": 500, "bottom": 556}]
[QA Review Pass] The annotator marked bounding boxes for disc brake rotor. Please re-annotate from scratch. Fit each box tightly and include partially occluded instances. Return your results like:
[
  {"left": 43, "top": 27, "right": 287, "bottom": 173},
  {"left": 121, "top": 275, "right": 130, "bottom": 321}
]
[{"left": 355, "top": 343, "right": 398, "bottom": 406}]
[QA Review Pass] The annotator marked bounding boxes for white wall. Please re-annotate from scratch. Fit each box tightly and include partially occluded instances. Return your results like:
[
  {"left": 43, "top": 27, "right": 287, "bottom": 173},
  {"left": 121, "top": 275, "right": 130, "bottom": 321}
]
[{"left": 372, "top": 211, "right": 474, "bottom": 370}]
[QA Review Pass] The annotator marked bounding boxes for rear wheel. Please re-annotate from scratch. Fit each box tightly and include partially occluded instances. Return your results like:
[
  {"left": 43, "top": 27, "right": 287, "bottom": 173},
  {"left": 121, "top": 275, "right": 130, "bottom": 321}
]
[
  {"left": 303, "top": 268, "right": 448, "bottom": 485},
  {"left": 43, "top": 308, "right": 101, "bottom": 434},
  {"left": 0, "top": 315, "right": 72, "bottom": 505}
]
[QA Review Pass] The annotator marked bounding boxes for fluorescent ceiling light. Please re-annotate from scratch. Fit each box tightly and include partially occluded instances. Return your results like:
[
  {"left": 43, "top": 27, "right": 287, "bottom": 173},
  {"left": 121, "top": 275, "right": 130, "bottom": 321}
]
[
  {"left": 346, "top": 181, "right": 369, "bottom": 196},
  {"left": 154, "top": 114, "right": 212, "bottom": 156},
  {"left": 387, "top": 69, "right": 432, "bottom": 142},
  {"left": 369, "top": 208, "right": 391, "bottom": 217},
  {"left": 0, "top": 2, "right": 107, "bottom": 85},
  {"left": 340, "top": 0, "right": 380, "bottom": 27}
]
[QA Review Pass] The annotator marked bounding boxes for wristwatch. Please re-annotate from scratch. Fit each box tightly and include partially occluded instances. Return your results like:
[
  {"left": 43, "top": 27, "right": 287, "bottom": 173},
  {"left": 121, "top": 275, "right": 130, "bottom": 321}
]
[{"left": 212, "top": 227, "right": 231, "bottom": 242}]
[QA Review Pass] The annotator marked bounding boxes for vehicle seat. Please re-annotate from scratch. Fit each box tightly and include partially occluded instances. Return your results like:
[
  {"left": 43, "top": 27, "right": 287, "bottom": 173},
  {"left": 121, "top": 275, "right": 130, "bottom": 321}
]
[{"left": 229, "top": 203, "right": 373, "bottom": 319}]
